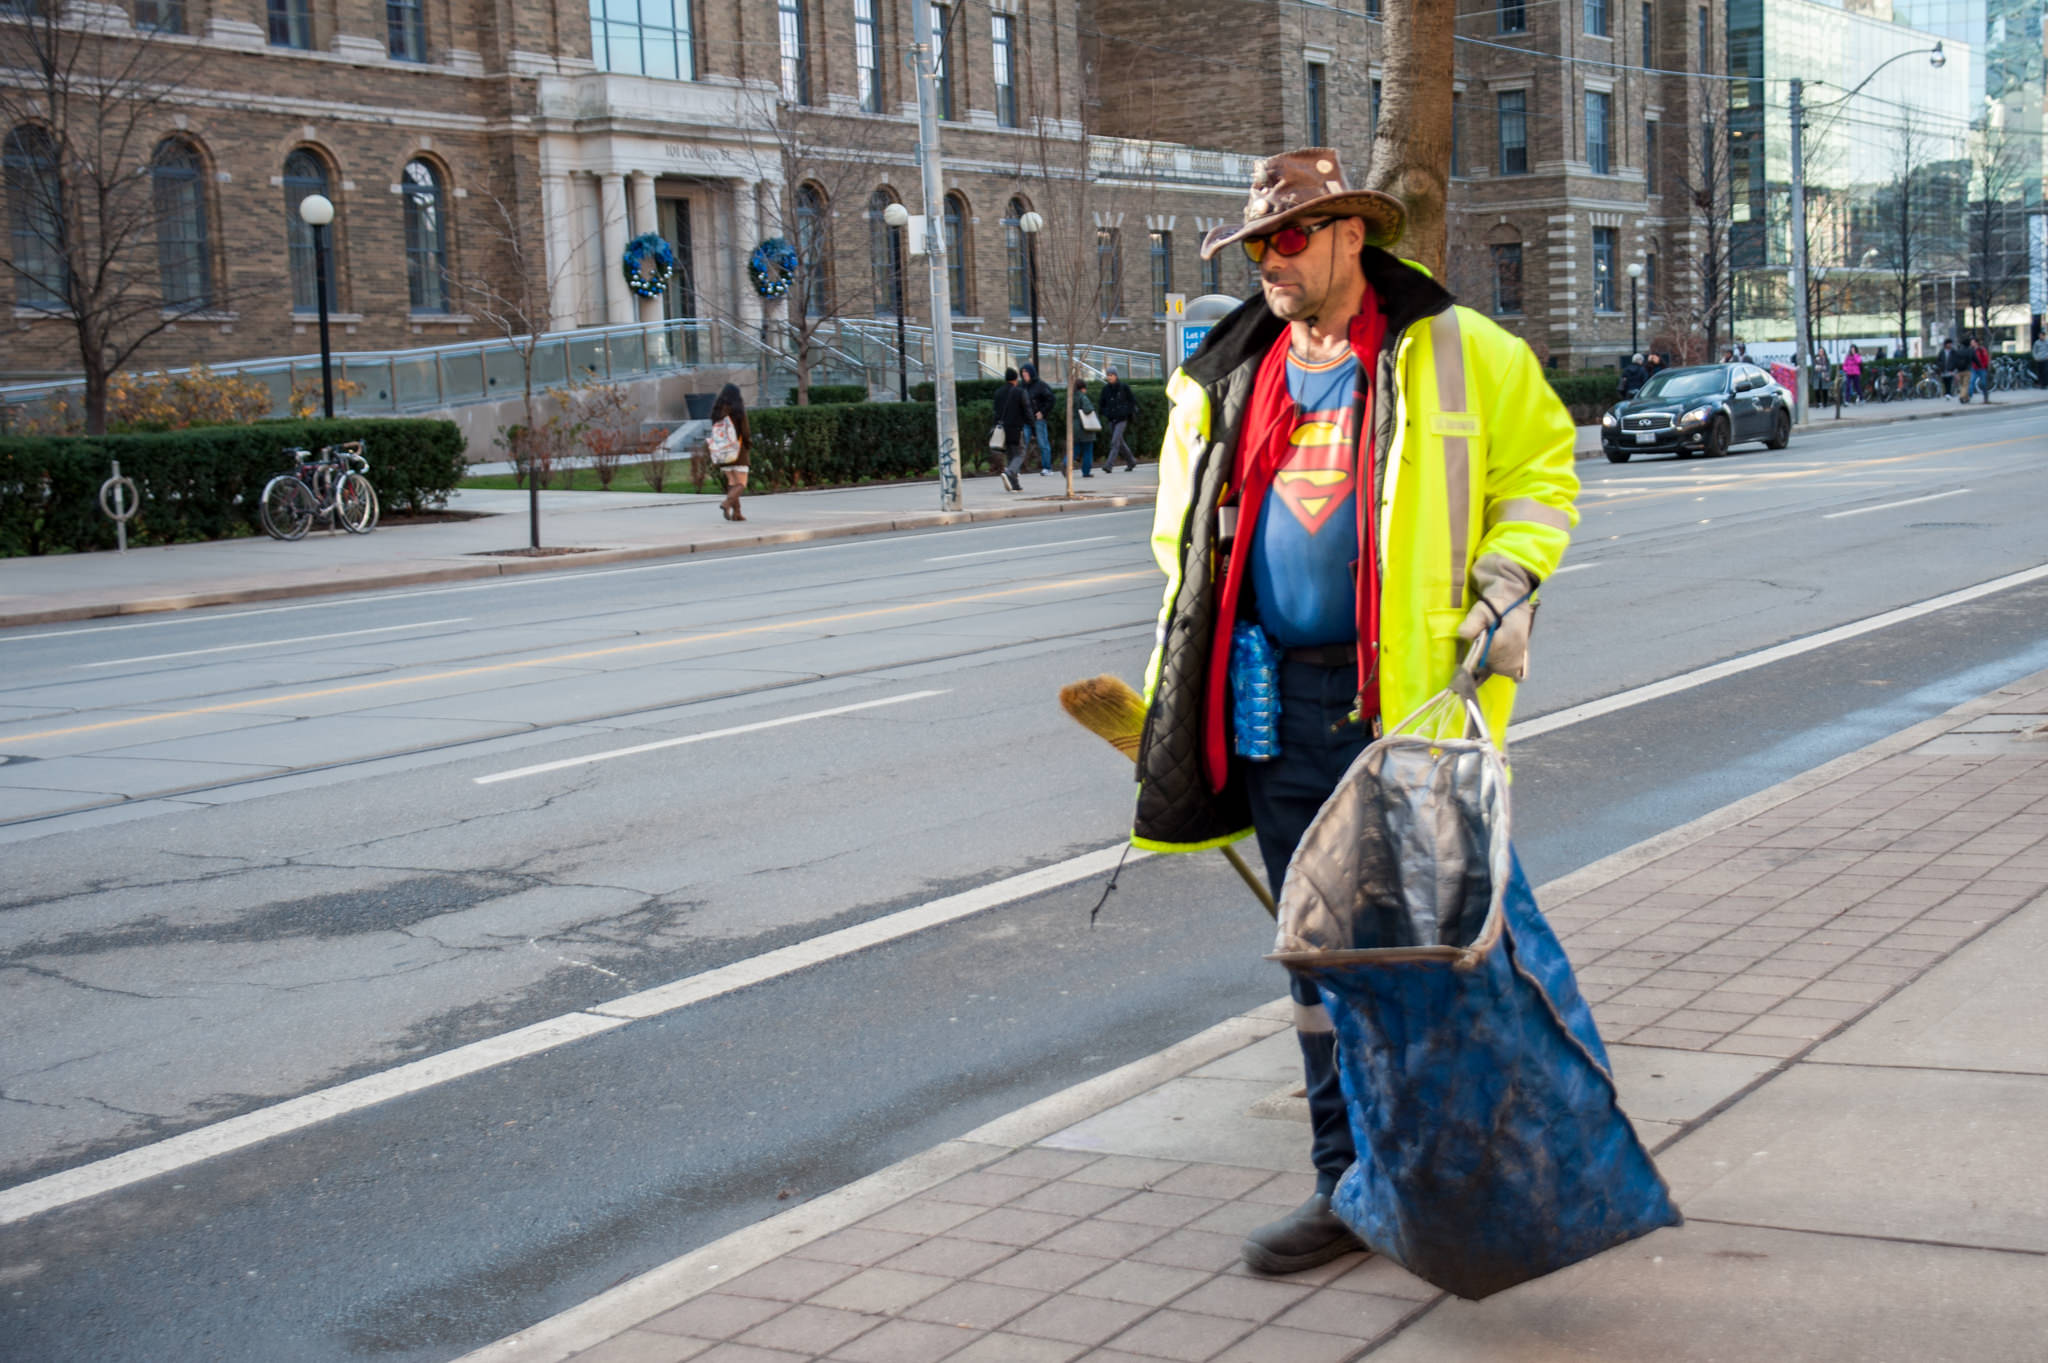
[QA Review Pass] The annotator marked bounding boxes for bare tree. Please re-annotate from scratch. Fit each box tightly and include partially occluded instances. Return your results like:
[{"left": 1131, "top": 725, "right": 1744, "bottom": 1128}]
[
  {"left": 1874, "top": 114, "right": 1943, "bottom": 356},
  {"left": 1673, "top": 90, "right": 1739, "bottom": 363},
  {"left": 0, "top": 6, "right": 233, "bottom": 434},
  {"left": 1962, "top": 127, "right": 2029, "bottom": 339},
  {"left": 1363, "top": 2, "right": 1455, "bottom": 277}
]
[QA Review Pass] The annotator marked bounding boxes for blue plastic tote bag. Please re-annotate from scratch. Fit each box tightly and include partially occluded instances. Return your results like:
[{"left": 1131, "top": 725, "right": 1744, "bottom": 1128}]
[{"left": 1269, "top": 675, "right": 1681, "bottom": 1300}]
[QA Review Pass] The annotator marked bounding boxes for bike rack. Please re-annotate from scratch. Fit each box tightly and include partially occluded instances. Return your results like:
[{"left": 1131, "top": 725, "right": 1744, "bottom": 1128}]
[{"left": 99, "top": 461, "right": 138, "bottom": 554}]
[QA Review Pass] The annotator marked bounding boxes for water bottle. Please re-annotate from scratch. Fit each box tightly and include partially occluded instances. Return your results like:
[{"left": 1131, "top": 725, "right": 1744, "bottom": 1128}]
[{"left": 1231, "top": 623, "right": 1282, "bottom": 761}]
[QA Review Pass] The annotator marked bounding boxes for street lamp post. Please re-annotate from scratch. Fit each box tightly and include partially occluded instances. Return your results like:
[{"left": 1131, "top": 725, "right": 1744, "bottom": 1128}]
[
  {"left": 297, "top": 193, "right": 336, "bottom": 420},
  {"left": 1019, "top": 211, "right": 1043, "bottom": 375},
  {"left": 910, "top": 1, "right": 964, "bottom": 510},
  {"left": 1625, "top": 260, "right": 1644, "bottom": 356},
  {"left": 882, "top": 202, "right": 912, "bottom": 401},
  {"left": 1789, "top": 41, "right": 1943, "bottom": 427}
]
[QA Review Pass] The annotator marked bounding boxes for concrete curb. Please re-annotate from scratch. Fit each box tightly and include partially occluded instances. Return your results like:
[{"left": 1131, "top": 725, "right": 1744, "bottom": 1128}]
[
  {"left": 0, "top": 490, "right": 1156, "bottom": 631},
  {"left": 453, "top": 662, "right": 2048, "bottom": 1363}
]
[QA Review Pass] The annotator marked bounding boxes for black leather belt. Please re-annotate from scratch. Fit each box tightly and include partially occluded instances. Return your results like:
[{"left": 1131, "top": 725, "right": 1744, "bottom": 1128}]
[{"left": 1282, "top": 643, "right": 1358, "bottom": 667}]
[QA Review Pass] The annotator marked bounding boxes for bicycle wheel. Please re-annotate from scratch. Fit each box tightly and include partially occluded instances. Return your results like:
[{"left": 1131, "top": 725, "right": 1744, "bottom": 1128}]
[
  {"left": 336, "top": 472, "right": 380, "bottom": 534},
  {"left": 1914, "top": 377, "right": 1942, "bottom": 401},
  {"left": 260, "top": 474, "right": 316, "bottom": 541}
]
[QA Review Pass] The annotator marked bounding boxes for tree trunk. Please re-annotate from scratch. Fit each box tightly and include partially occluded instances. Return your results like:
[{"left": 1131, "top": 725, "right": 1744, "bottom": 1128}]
[
  {"left": 1363, "top": 2, "right": 1455, "bottom": 278},
  {"left": 81, "top": 348, "right": 108, "bottom": 438}
]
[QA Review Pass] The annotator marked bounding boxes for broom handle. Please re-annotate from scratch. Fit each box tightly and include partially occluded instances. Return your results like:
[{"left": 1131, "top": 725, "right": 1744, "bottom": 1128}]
[{"left": 1222, "top": 844, "right": 1278, "bottom": 919}]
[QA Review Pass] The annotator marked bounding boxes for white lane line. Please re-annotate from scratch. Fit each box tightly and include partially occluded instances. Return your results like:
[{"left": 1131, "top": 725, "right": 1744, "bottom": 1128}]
[
  {"left": 1550, "top": 561, "right": 1602, "bottom": 575},
  {"left": 927, "top": 535, "right": 1117, "bottom": 562},
  {"left": 0, "top": 843, "right": 1138, "bottom": 1227},
  {"left": 1, "top": 513, "right": 1154, "bottom": 642},
  {"left": 1509, "top": 559, "right": 2048, "bottom": 743},
  {"left": 473, "top": 690, "right": 948, "bottom": 784},
  {"left": 1820, "top": 488, "right": 1974, "bottom": 520},
  {"left": 77, "top": 618, "right": 471, "bottom": 668}
]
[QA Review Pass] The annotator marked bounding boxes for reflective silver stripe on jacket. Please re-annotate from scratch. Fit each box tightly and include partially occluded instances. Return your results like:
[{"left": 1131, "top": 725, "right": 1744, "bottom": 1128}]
[{"left": 1430, "top": 310, "right": 1470, "bottom": 609}]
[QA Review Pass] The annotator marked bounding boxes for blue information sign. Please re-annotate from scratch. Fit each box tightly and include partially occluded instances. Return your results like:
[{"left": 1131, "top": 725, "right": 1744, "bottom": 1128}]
[{"left": 1180, "top": 322, "right": 1213, "bottom": 364}]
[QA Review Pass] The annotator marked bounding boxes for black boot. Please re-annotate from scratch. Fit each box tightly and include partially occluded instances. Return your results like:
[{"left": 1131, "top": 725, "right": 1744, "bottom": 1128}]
[{"left": 1241, "top": 1193, "right": 1365, "bottom": 1275}]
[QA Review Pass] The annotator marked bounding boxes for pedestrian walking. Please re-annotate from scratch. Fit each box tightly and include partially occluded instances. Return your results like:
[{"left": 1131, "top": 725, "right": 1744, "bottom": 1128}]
[
  {"left": 708, "top": 383, "right": 751, "bottom": 522},
  {"left": 1938, "top": 338, "right": 1965, "bottom": 399},
  {"left": 1099, "top": 367, "right": 1138, "bottom": 471},
  {"left": 1128, "top": 146, "right": 1579, "bottom": 1277},
  {"left": 994, "top": 368, "right": 1030, "bottom": 491},
  {"left": 1966, "top": 335, "right": 1992, "bottom": 403},
  {"left": 2032, "top": 331, "right": 2048, "bottom": 388},
  {"left": 1020, "top": 362, "right": 1056, "bottom": 475},
  {"left": 1841, "top": 344, "right": 1863, "bottom": 402},
  {"left": 1069, "top": 375, "right": 1100, "bottom": 477},
  {"left": 1620, "top": 352, "right": 1648, "bottom": 399},
  {"left": 1643, "top": 351, "right": 1664, "bottom": 378}
]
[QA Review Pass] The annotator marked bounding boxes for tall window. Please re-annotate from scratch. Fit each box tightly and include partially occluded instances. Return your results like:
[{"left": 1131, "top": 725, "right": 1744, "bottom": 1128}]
[
  {"left": 1698, "top": 6, "right": 1708, "bottom": 63},
  {"left": 944, "top": 192, "right": 967, "bottom": 314},
  {"left": 1499, "top": 0, "right": 1526, "bottom": 35},
  {"left": 992, "top": 13, "right": 1018, "bottom": 128},
  {"left": 795, "top": 184, "right": 827, "bottom": 318},
  {"left": 1095, "top": 226, "right": 1121, "bottom": 320},
  {"left": 777, "top": 0, "right": 809, "bottom": 103},
  {"left": 402, "top": 158, "right": 450, "bottom": 313},
  {"left": 1491, "top": 243, "right": 1522, "bottom": 314},
  {"left": 868, "top": 190, "right": 903, "bottom": 317},
  {"left": 1200, "top": 251, "right": 1221, "bottom": 296},
  {"left": 1371, "top": 79, "right": 1382, "bottom": 136},
  {"left": 1584, "top": 0, "right": 1607, "bottom": 37},
  {"left": 1641, "top": 1, "right": 1653, "bottom": 67},
  {"left": 5, "top": 126, "right": 67, "bottom": 310},
  {"left": 1498, "top": 90, "right": 1527, "bottom": 175},
  {"left": 1645, "top": 120, "right": 1658, "bottom": 193},
  {"left": 930, "top": 3, "right": 954, "bottom": 120},
  {"left": 268, "top": 0, "right": 311, "bottom": 48},
  {"left": 1149, "top": 230, "right": 1172, "bottom": 315},
  {"left": 1586, "top": 89, "right": 1612, "bottom": 173},
  {"left": 1005, "top": 198, "right": 1030, "bottom": 317},
  {"left": 589, "top": 0, "right": 693, "bottom": 78},
  {"left": 135, "top": 0, "right": 183, "bottom": 32},
  {"left": 1305, "top": 62, "right": 1326, "bottom": 144},
  {"left": 283, "top": 149, "right": 336, "bottom": 312},
  {"left": 855, "top": 0, "right": 881, "bottom": 112},
  {"left": 152, "top": 139, "right": 211, "bottom": 310},
  {"left": 388, "top": 0, "right": 425, "bottom": 60},
  {"left": 1592, "top": 226, "right": 1617, "bottom": 311},
  {"left": 1644, "top": 253, "right": 1658, "bottom": 308},
  {"left": 1450, "top": 92, "right": 1462, "bottom": 175}
]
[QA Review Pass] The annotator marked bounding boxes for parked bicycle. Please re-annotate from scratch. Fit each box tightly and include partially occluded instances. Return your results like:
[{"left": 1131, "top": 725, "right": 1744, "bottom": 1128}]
[{"left": 259, "top": 440, "right": 380, "bottom": 540}]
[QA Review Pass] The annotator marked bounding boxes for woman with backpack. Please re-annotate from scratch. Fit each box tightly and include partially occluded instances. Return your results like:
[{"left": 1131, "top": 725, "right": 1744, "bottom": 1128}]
[{"left": 707, "top": 383, "right": 751, "bottom": 521}]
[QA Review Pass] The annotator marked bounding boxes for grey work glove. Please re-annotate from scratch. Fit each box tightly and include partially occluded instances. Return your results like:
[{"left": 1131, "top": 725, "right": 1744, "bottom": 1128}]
[{"left": 1456, "top": 554, "right": 1540, "bottom": 681}]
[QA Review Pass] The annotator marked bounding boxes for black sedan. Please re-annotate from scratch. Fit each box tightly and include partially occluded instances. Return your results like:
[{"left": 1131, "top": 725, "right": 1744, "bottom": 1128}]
[{"left": 1601, "top": 363, "right": 1793, "bottom": 463}]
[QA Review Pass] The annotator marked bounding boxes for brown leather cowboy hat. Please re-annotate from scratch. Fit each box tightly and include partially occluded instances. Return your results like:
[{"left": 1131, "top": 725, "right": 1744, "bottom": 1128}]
[{"left": 1199, "top": 147, "right": 1405, "bottom": 260}]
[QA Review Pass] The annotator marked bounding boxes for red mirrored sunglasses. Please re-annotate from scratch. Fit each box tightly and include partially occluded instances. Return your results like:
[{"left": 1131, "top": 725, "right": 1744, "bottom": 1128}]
[{"left": 1241, "top": 217, "right": 1338, "bottom": 264}]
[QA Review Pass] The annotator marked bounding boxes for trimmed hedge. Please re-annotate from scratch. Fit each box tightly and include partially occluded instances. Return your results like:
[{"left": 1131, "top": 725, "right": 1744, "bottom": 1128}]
[
  {"left": 786, "top": 384, "right": 869, "bottom": 406},
  {"left": 744, "top": 381, "right": 1173, "bottom": 489},
  {"left": 0, "top": 418, "right": 465, "bottom": 557},
  {"left": 910, "top": 378, "right": 1010, "bottom": 406}
]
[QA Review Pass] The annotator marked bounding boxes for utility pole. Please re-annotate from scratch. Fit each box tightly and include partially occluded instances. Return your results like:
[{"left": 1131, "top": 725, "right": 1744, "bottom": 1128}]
[
  {"left": 911, "top": 5, "right": 964, "bottom": 511},
  {"left": 1788, "top": 78, "right": 1812, "bottom": 427}
]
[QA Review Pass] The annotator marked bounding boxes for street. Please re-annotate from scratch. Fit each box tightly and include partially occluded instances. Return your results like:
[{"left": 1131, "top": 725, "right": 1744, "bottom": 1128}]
[{"left": 4, "top": 405, "right": 2048, "bottom": 1361}]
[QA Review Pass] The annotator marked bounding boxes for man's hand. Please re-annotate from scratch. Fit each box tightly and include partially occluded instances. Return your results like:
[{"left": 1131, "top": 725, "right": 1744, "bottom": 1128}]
[{"left": 1456, "top": 555, "right": 1540, "bottom": 681}]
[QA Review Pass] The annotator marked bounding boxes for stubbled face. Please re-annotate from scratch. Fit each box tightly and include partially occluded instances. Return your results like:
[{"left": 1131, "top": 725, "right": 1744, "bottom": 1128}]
[{"left": 1259, "top": 217, "right": 1365, "bottom": 325}]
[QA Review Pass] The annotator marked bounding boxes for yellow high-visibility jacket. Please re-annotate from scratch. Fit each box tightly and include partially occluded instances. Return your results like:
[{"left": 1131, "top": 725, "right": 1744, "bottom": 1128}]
[{"left": 1131, "top": 249, "right": 1580, "bottom": 854}]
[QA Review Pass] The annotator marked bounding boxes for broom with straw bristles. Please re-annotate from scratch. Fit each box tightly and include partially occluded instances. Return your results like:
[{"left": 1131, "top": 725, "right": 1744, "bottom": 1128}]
[{"left": 1059, "top": 675, "right": 1278, "bottom": 919}]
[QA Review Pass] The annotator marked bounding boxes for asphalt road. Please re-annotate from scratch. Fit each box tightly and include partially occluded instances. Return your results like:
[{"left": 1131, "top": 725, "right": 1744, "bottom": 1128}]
[{"left": 3, "top": 405, "right": 2046, "bottom": 1360}]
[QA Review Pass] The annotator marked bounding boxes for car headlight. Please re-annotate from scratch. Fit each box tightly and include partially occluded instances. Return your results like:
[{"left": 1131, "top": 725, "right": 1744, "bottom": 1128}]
[
  {"left": 1680, "top": 405, "right": 1715, "bottom": 426},
  {"left": 1601, "top": 411, "right": 1619, "bottom": 428}
]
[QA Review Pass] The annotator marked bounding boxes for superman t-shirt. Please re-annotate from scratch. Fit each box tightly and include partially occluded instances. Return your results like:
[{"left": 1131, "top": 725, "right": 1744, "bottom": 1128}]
[{"left": 1246, "top": 351, "right": 1361, "bottom": 648}]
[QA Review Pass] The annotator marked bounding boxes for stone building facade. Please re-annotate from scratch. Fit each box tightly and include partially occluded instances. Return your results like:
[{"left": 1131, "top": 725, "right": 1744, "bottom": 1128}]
[{"left": 1, "top": 0, "right": 1720, "bottom": 387}]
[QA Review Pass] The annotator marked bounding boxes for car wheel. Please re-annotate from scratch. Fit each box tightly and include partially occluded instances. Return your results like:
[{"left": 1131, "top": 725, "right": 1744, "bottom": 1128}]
[
  {"left": 1764, "top": 408, "right": 1791, "bottom": 450},
  {"left": 1605, "top": 447, "right": 1631, "bottom": 464},
  {"left": 1704, "top": 414, "right": 1731, "bottom": 458}
]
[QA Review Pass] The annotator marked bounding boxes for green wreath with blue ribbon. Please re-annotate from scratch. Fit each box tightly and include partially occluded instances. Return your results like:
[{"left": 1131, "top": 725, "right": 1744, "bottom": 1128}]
[
  {"left": 749, "top": 237, "right": 800, "bottom": 299},
  {"left": 621, "top": 232, "right": 675, "bottom": 299}
]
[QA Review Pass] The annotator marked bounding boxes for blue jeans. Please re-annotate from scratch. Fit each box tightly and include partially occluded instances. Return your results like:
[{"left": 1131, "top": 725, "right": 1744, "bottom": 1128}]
[
  {"left": 1242, "top": 658, "right": 1373, "bottom": 1195},
  {"left": 1968, "top": 369, "right": 1989, "bottom": 400},
  {"left": 1031, "top": 418, "right": 1051, "bottom": 470},
  {"left": 1076, "top": 441, "right": 1095, "bottom": 475}
]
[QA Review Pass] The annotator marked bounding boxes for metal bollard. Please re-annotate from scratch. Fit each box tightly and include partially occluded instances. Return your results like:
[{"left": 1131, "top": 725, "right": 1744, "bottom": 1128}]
[{"left": 98, "top": 460, "right": 138, "bottom": 554}]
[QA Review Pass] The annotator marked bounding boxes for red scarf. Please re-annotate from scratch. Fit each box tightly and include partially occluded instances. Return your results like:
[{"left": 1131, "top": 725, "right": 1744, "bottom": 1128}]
[{"left": 1202, "top": 302, "right": 1386, "bottom": 791}]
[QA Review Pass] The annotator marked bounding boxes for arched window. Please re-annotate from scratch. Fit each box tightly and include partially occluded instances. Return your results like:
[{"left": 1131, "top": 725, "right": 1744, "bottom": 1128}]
[
  {"left": 794, "top": 183, "right": 827, "bottom": 319},
  {"left": 283, "top": 149, "right": 337, "bottom": 313},
  {"left": 867, "top": 189, "right": 902, "bottom": 317},
  {"left": 401, "top": 157, "right": 450, "bottom": 313},
  {"left": 152, "top": 138, "right": 212, "bottom": 310},
  {"left": 1004, "top": 196, "right": 1030, "bottom": 319},
  {"left": 3, "top": 125, "right": 66, "bottom": 310},
  {"left": 943, "top": 192, "right": 967, "bottom": 316}
]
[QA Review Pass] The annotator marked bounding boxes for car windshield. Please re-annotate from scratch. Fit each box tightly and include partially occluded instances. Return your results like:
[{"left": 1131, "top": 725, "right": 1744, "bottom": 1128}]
[{"left": 1637, "top": 369, "right": 1727, "bottom": 400}]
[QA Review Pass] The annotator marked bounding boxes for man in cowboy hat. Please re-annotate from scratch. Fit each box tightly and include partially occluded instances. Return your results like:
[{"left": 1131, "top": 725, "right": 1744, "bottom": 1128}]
[{"left": 1124, "top": 148, "right": 1580, "bottom": 1275}]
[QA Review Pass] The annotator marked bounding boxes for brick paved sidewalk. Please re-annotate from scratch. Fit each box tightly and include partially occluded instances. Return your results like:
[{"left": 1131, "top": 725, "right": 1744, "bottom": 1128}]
[{"left": 471, "top": 672, "right": 2048, "bottom": 1363}]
